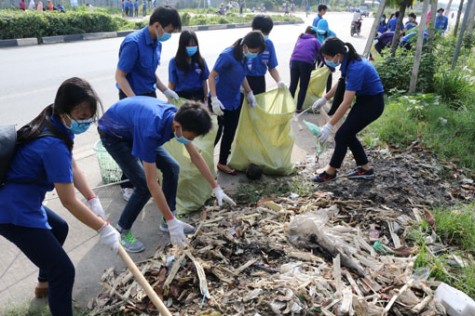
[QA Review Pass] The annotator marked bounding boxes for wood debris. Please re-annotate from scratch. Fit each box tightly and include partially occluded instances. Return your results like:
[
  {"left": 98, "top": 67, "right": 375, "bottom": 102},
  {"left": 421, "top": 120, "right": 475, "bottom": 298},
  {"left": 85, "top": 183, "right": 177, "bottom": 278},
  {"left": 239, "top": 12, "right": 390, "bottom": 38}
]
[{"left": 89, "top": 149, "right": 474, "bottom": 315}]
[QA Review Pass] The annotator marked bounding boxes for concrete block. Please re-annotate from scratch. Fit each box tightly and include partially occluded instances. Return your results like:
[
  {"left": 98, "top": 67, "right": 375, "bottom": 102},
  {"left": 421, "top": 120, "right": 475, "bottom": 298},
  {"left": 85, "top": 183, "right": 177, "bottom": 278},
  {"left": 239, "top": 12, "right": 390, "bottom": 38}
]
[
  {"left": 41, "top": 35, "right": 65, "bottom": 45},
  {"left": 64, "top": 34, "right": 84, "bottom": 42},
  {"left": 0, "top": 39, "right": 19, "bottom": 48},
  {"left": 117, "top": 30, "right": 134, "bottom": 37},
  {"left": 16, "top": 38, "right": 38, "bottom": 46},
  {"left": 83, "top": 32, "right": 117, "bottom": 40}
]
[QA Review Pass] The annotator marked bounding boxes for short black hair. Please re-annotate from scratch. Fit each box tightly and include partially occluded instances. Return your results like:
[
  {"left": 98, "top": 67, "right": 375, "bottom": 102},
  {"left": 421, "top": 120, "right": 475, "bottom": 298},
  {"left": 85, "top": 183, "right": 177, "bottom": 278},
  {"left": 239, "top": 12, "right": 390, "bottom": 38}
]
[
  {"left": 174, "top": 101, "right": 212, "bottom": 136},
  {"left": 305, "top": 26, "right": 316, "bottom": 35},
  {"left": 252, "top": 15, "right": 274, "bottom": 35},
  {"left": 437, "top": 8, "right": 444, "bottom": 13},
  {"left": 394, "top": 11, "right": 400, "bottom": 17},
  {"left": 317, "top": 4, "right": 327, "bottom": 12},
  {"left": 408, "top": 13, "right": 416, "bottom": 19},
  {"left": 149, "top": 5, "right": 181, "bottom": 31}
]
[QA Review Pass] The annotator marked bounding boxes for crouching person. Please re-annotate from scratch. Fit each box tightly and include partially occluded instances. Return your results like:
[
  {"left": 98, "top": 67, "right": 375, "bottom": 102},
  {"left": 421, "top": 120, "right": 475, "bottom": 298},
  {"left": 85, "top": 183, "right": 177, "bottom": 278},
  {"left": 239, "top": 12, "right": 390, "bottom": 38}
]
[
  {"left": 0, "top": 77, "right": 120, "bottom": 316},
  {"left": 98, "top": 97, "right": 236, "bottom": 252}
]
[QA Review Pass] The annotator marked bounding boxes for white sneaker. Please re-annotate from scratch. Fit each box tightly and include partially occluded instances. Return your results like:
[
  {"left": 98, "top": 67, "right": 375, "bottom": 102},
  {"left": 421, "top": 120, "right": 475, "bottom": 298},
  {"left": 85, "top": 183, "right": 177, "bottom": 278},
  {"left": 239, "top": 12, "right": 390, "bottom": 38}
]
[{"left": 121, "top": 188, "right": 134, "bottom": 202}]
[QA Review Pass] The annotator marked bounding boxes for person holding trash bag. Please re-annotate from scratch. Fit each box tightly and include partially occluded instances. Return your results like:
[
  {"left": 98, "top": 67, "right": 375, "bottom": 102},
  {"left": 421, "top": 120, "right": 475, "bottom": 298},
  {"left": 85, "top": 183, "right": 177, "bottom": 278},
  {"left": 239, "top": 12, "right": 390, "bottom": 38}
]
[
  {"left": 98, "top": 97, "right": 236, "bottom": 253},
  {"left": 168, "top": 30, "right": 210, "bottom": 103},
  {"left": 0, "top": 78, "right": 120, "bottom": 316},
  {"left": 311, "top": 37, "right": 384, "bottom": 183},
  {"left": 209, "top": 31, "right": 265, "bottom": 175}
]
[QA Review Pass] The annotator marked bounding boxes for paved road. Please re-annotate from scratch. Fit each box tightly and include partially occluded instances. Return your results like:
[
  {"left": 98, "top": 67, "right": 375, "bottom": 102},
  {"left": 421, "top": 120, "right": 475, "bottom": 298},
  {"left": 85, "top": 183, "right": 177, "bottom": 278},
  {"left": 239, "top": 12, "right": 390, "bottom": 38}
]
[{"left": 0, "top": 11, "right": 374, "bottom": 312}]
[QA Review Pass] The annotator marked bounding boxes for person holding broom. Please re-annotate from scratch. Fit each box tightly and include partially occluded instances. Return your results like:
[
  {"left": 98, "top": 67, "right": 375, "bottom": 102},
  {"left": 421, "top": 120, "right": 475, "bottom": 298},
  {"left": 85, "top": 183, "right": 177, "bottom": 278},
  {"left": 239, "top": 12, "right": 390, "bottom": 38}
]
[{"left": 0, "top": 78, "right": 120, "bottom": 316}]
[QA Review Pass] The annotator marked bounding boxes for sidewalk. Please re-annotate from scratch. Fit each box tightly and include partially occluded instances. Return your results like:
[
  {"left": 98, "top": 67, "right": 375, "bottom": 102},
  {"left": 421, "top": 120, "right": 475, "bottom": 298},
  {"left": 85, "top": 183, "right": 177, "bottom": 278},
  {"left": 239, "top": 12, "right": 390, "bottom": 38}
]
[{"left": 0, "top": 111, "right": 325, "bottom": 313}]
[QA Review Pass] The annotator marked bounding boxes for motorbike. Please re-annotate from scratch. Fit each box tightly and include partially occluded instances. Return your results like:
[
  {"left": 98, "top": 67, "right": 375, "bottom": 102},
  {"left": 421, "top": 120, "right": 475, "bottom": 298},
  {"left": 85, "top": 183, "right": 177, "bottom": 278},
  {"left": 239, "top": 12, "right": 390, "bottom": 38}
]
[{"left": 351, "top": 20, "right": 362, "bottom": 36}]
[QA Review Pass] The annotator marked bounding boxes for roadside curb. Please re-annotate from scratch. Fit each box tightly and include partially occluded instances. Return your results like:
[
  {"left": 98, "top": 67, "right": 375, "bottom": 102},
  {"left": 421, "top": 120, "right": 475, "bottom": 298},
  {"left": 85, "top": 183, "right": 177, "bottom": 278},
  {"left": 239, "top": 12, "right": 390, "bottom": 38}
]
[{"left": 0, "top": 20, "right": 302, "bottom": 48}]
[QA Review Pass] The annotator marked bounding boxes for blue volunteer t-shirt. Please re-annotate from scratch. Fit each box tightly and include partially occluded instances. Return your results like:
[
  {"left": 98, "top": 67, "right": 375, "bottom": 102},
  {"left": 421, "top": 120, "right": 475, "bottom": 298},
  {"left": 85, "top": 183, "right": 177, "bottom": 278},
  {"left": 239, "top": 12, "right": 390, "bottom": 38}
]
[
  {"left": 247, "top": 38, "right": 278, "bottom": 77},
  {"left": 341, "top": 55, "right": 384, "bottom": 96},
  {"left": 168, "top": 57, "right": 210, "bottom": 93},
  {"left": 116, "top": 27, "right": 162, "bottom": 94},
  {"left": 0, "top": 118, "right": 73, "bottom": 229},
  {"left": 212, "top": 47, "right": 249, "bottom": 110},
  {"left": 98, "top": 96, "right": 176, "bottom": 163}
]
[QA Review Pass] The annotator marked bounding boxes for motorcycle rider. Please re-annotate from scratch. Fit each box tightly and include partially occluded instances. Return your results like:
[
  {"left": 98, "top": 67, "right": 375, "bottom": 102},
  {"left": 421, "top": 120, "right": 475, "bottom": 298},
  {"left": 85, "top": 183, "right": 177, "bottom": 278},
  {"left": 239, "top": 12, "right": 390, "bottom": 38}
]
[{"left": 352, "top": 9, "right": 362, "bottom": 35}]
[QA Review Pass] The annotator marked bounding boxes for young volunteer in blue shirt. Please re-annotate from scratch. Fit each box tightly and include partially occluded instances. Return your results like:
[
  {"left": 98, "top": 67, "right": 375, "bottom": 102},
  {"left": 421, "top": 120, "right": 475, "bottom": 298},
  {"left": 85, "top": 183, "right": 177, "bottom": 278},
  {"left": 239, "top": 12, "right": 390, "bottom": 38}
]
[
  {"left": 168, "top": 30, "right": 210, "bottom": 102},
  {"left": 435, "top": 8, "right": 448, "bottom": 33},
  {"left": 312, "top": 4, "right": 327, "bottom": 28},
  {"left": 311, "top": 37, "right": 384, "bottom": 182},
  {"left": 209, "top": 31, "right": 265, "bottom": 175},
  {"left": 0, "top": 78, "right": 120, "bottom": 316},
  {"left": 405, "top": 13, "right": 418, "bottom": 31},
  {"left": 388, "top": 11, "right": 399, "bottom": 32},
  {"left": 247, "top": 15, "right": 286, "bottom": 94},
  {"left": 377, "top": 14, "right": 388, "bottom": 34},
  {"left": 115, "top": 5, "right": 181, "bottom": 102},
  {"left": 115, "top": 5, "right": 181, "bottom": 200},
  {"left": 98, "top": 97, "right": 235, "bottom": 252}
]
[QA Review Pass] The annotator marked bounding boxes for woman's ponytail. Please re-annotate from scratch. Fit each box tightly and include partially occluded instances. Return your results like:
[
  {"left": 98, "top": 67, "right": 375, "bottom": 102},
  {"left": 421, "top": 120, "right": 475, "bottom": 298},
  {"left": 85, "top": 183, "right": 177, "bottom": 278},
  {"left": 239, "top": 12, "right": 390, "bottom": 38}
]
[{"left": 344, "top": 42, "right": 361, "bottom": 61}]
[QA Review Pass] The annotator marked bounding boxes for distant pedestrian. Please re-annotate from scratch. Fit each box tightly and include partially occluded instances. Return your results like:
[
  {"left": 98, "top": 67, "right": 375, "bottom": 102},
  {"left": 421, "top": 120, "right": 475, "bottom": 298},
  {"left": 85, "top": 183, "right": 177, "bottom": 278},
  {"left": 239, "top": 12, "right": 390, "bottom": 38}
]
[
  {"left": 134, "top": 0, "right": 139, "bottom": 16},
  {"left": 405, "top": 13, "right": 418, "bottom": 31},
  {"left": 208, "top": 31, "right": 265, "bottom": 176},
  {"left": 288, "top": 26, "right": 322, "bottom": 113},
  {"left": 57, "top": 3, "right": 65, "bottom": 11},
  {"left": 435, "top": 8, "right": 448, "bottom": 33},
  {"left": 28, "top": 0, "right": 35, "bottom": 9},
  {"left": 37, "top": 0, "right": 43, "bottom": 11},
  {"left": 305, "top": 3, "right": 310, "bottom": 17},
  {"left": 312, "top": 4, "right": 327, "bottom": 28},
  {"left": 19, "top": 0, "right": 26, "bottom": 10},
  {"left": 377, "top": 14, "right": 388, "bottom": 34},
  {"left": 168, "top": 30, "right": 210, "bottom": 102},
  {"left": 47, "top": 0, "right": 53, "bottom": 10},
  {"left": 142, "top": 0, "right": 147, "bottom": 16}
]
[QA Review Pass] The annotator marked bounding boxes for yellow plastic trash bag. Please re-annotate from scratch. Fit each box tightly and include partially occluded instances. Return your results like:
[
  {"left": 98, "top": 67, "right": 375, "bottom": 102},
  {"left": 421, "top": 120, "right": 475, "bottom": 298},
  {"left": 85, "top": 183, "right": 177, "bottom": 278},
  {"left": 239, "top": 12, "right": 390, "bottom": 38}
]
[
  {"left": 161, "top": 99, "right": 218, "bottom": 215},
  {"left": 228, "top": 88, "right": 295, "bottom": 175},
  {"left": 294, "top": 66, "right": 330, "bottom": 110}
]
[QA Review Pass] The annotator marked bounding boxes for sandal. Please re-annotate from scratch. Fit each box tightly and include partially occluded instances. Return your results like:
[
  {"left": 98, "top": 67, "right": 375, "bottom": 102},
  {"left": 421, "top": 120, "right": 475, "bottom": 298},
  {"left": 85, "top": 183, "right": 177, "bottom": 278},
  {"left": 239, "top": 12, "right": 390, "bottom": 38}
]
[{"left": 217, "top": 164, "right": 237, "bottom": 176}]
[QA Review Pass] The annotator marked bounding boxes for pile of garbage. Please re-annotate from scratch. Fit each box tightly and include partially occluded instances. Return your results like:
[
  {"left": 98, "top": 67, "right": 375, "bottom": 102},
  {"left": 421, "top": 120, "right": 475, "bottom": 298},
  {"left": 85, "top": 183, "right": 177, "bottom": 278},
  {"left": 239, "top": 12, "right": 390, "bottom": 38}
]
[{"left": 89, "top": 147, "right": 474, "bottom": 315}]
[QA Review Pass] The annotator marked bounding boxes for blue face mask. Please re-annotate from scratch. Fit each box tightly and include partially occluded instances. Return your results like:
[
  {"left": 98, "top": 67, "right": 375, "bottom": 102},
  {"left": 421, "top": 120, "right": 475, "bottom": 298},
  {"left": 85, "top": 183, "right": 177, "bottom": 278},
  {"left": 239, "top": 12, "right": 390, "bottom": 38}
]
[
  {"left": 158, "top": 32, "right": 171, "bottom": 42},
  {"left": 245, "top": 51, "right": 258, "bottom": 60},
  {"left": 186, "top": 46, "right": 198, "bottom": 56},
  {"left": 174, "top": 129, "right": 192, "bottom": 145},
  {"left": 380, "top": 18, "right": 385, "bottom": 22},
  {"left": 325, "top": 58, "right": 340, "bottom": 68},
  {"left": 64, "top": 114, "right": 93, "bottom": 134}
]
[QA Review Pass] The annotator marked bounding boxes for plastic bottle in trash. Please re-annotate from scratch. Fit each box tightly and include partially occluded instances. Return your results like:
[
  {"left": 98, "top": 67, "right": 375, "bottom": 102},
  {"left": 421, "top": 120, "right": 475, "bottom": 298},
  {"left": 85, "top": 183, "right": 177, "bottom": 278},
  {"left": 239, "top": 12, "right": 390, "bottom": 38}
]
[{"left": 434, "top": 282, "right": 475, "bottom": 316}]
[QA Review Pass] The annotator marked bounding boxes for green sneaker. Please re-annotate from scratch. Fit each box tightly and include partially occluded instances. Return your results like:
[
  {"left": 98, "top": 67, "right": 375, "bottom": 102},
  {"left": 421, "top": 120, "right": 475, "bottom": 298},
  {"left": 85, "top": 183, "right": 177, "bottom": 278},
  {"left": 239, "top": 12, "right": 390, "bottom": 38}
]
[{"left": 120, "top": 230, "right": 145, "bottom": 253}]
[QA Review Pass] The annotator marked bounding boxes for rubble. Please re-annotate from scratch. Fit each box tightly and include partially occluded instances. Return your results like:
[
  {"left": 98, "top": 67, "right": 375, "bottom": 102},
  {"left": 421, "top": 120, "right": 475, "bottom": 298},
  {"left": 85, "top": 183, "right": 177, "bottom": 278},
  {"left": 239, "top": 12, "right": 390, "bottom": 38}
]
[{"left": 89, "top": 147, "right": 473, "bottom": 315}]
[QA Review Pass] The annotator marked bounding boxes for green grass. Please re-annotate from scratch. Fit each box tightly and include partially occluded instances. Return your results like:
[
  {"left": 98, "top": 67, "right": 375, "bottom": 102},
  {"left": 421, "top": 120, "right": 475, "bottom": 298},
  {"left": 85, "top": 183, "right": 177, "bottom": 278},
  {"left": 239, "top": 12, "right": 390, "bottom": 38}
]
[{"left": 364, "top": 95, "right": 475, "bottom": 170}]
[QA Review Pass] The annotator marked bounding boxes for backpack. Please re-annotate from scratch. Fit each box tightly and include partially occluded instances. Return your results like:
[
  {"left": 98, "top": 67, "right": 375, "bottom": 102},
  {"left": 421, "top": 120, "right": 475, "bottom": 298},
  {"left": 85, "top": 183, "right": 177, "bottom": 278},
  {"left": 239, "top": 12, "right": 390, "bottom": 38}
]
[{"left": 0, "top": 125, "right": 61, "bottom": 186}]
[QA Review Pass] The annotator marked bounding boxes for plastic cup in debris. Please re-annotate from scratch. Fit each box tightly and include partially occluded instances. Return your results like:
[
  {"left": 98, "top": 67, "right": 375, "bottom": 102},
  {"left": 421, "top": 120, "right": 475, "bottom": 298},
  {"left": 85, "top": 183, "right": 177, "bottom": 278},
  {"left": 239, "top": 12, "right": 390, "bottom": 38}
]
[
  {"left": 289, "top": 192, "right": 299, "bottom": 200},
  {"left": 165, "top": 255, "right": 176, "bottom": 268},
  {"left": 411, "top": 267, "right": 431, "bottom": 283}
]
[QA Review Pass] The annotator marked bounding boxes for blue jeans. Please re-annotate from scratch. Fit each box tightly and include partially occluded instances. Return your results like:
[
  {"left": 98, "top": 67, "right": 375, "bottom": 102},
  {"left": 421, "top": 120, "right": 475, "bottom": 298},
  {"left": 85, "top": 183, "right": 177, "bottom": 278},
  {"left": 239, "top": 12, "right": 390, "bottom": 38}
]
[
  {"left": 100, "top": 135, "right": 179, "bottom": 230},
  {"left": 0, "top": 207, "right": 74, "bottom": 316}
]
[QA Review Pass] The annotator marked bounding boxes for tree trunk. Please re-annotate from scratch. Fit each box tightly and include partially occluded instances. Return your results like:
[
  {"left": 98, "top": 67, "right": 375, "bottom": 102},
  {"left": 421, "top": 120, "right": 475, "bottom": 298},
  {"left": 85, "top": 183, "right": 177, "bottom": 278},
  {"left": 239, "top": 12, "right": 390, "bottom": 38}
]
[
  {"left": 452, "top": 0, "right": 474, "bottom": 68},
  {"left": 466, "top": 0, "right": 475, "bottom": 33},
  {"left": 427, "top": 0, "right": 438, "bottom": 52},
  {"left": 409, "top": 0, "right": 430, "bottom": 93},
  {"left": 454, "top": 0, "right": 465, "bottom": 37},
  {"left": 363, "top": 0, "right": 387, "bottom": 57},
  {"left": 445, "top": 0, "right": 454, "bottom": 17},
  {"left": 389, "top": 1, "right": 409, "bottom": 55}
]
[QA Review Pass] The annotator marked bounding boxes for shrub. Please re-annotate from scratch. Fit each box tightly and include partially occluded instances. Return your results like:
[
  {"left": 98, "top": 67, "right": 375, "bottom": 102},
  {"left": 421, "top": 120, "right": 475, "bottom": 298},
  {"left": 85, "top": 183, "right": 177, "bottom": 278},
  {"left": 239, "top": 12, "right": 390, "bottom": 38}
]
[
  {"left": 181, "top": 12, "right": 191, "bottom": 26},
  {"left": 434, "top": 68, "right": 475, "bottom": 110}
]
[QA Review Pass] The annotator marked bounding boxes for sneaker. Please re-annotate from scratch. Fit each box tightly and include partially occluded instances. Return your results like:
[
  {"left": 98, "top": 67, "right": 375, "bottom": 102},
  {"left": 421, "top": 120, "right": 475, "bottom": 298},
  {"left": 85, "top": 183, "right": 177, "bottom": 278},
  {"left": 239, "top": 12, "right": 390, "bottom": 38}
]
[
  {"left": 159, "top": 217, "right": 196, "bottom": 234},
  {"left": 312, "top": 171, "right": 337, "bottom": 183},
  {"left": 120, "top": 230, "right": 145, "bottom": 253},
  {"left": 121, "top": 188, "right": 134, "bottom": 202},
  {"left": 347, "top": 167, "right": 375, "bottom": 180}
]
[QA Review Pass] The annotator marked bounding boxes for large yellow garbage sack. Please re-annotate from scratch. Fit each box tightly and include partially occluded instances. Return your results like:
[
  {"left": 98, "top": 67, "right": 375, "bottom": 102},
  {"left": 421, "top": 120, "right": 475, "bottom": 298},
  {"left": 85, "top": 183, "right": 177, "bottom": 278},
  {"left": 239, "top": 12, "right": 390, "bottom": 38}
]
[
  {"left": 161, "top": 99, "right": 218, "bottom": 215},
  {"left": 228, "top": 88, "right": 295, "bottom": 176},
  {"left": 294, "top": 66, "right": 330, "bottom": 109}
]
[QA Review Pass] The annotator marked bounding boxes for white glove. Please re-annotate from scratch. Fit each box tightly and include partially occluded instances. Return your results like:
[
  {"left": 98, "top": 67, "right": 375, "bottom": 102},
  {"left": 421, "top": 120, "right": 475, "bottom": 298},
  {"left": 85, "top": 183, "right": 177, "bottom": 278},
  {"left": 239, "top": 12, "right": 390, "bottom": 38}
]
[
  {"left": 98, "top": 223, "right": 120, "bottom": 254},
  {"left": 247, "top": 91, "right": 257, "bottom": 108},
  {"left": 212, "top": 186, "right": 237, "bottom": 206},
  {"left": 167, "top": 218, "right": 196, "bottom": 248},
  {"left": 163, "top": 89, "right": 179, "bottom": 101},
  {"left": 312, "top": 97, "right": 327, "bottom": 111},
  {"left": 277, "top": 81, "right": 287, "bottom": 89},
  {"left": 211, "top": 96, "right": 225, "bottom": 116},
  {"left": 319, "top": 122, "right": 334, "bottom": 142},
  {"left": 87, "top": 197, "right": 105, "bottom": 219}
]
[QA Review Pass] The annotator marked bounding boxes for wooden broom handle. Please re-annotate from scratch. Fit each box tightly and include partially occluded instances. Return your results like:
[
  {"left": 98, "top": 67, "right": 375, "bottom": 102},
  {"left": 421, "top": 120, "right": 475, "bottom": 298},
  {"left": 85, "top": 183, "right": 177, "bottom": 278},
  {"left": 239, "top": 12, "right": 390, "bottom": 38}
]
[{"left": 117, "top": 245, "right": 172, "bottom": 316}]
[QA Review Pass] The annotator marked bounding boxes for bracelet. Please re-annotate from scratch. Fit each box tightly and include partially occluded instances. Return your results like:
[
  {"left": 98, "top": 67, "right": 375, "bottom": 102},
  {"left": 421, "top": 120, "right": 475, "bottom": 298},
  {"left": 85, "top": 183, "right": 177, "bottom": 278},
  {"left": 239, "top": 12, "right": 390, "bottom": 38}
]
[{"left": 87, "top": 195, "right": 97, "bottom": 202}]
